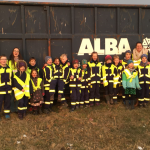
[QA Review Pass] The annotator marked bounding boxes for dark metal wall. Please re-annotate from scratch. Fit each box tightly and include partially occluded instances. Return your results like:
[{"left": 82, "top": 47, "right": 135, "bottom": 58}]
[{"left": 0, "top": 2, "right": 150, "bottom": 67}]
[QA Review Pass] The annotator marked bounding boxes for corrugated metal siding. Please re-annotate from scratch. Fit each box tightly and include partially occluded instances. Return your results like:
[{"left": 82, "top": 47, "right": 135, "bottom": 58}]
[{"left": 0, "top": 2, "right": 150, "bottom": 68}]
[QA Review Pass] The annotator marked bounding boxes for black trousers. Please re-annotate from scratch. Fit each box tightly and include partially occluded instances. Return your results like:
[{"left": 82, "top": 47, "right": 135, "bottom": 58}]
[
  {"left": 113, "top": 84, "right": 120, "bottom": 102},
  {"left": 104, "top": 83, "right": 113, "bottom": 95},
  {"left": 138, "top": 83, "right": 149, "bottom": 104},
  {"left": 18, "top": 96, "right": 28, "bottom": 114},
  {"left": 80, "top": 88, "right": 89, "bottom": 105},
  {"left": 0, "top": 94, "right": 11, "bottom": 115},
  {"left": 70, "top": 87, "right": 81, "bottom": 109},
  {"left": 44, "top": 90, "right": 51, "bottom": 109},
  {"left": 89, "top": 83, "right": 100, "bottom": 104},
  {"left": 49, "top": 79, "right": 64, "bottom": 96}
]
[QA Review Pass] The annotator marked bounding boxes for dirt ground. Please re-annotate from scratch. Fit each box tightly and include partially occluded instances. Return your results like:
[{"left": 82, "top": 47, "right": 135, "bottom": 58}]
[{"left": 0, "top": 101, "right": 150, "bottom": 150}]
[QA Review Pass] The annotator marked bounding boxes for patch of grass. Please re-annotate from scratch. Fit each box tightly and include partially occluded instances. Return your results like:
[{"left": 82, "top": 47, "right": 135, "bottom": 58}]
[{"left": 1, "top": 102, "right": 150, "bottom": 150}]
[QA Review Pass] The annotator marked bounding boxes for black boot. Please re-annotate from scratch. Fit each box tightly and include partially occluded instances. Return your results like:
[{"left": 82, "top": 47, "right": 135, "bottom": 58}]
[{"left": 125, "top": 100, "right": 129, "bottom": 110}]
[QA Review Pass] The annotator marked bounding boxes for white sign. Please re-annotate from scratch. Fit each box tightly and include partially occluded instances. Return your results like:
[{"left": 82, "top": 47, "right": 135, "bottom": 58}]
[{"left": 78, "top": 38, "right": 131, "bottom": 55}]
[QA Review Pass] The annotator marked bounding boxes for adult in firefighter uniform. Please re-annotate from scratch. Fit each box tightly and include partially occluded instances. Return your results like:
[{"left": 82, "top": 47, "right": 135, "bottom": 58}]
[
  {"left": 0, "top": 55, "right": 13, "bottom": 120},
  {"left": 69, "top": 59, "right": 82, "bottom": 111},
  {"left": 137, "top": 54, "right": 150, "bottom": 107},
  {"left": 88, "top": 52, "right": 102, "bottom": 107}
]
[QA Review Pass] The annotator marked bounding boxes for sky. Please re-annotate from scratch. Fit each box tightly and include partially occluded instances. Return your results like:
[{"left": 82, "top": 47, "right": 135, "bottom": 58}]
[{"left": 4, "top": 0, "right": 150, "bottom": 5}]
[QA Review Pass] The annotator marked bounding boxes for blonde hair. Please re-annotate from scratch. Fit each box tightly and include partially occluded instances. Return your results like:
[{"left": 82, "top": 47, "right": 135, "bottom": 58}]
[
  {"left": 60, "top": 54, "right": 67, "bottom": 60},
  {"left": 113, "top": 55, "right": 119, "bottom": 60}
]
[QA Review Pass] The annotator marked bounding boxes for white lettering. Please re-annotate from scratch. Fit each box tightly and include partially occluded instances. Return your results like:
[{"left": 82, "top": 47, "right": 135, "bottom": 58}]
[
  {"left": 78, "top": 38, "right": 93, "bottom": 56},
  {"left": 94, "top": 38, "right": 104, "bottom": 55},
  {"left": 105, "top": 38, "right": 118, "bottom": 55},
  {"left": 118, "top": 38, "right": 131, "bottom": 54}
]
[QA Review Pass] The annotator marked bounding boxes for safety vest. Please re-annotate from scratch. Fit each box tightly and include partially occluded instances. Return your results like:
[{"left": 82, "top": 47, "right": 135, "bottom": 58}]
[
  {"left": 113, "top": 65, "right": 123, "bottom": 88},
  {"left": 13, "top": 73, "right": 30, "bottom": 100},
  {"left": 53, "top": 64, "right": 63, "bottom": 79},
  {"left": 88, "top": 62, "right": 102, "bottom": 79},
  {"left": 43, "top": 65, "right": 53, "bottom": 87},
  {"left": 123, "top": 69, "right": 137, "bottom": 83},
  {"left": 31, "top": 78, "right": 42, "bottom": 92},
  {"left": 81, "top": 70, "right": 89, "bottom": 88},
  {"left": 102, "top": 64, "right": 115, "bottom": 87},
  {"left": 0, "top": 67, "right": 12, "bottom": 94},
  {"left": 0, "top": 67, "right": 12, "bottom": 87},
  {"left": 69, "top": 68, "right": 82, "bottom": 87},
  {"left": 8, "top": 60, "right": 17, "bottom": 74},
  {"left": 138, "top": 65, "right": 150, "bottom": 85},
  {"left": 60, "top": 63, "right": 69, "bottom": 80}
]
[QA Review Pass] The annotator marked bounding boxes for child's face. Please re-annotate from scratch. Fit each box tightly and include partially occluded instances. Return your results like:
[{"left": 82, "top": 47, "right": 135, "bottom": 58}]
[
  {"left": 114, "top": 58, "right": 119, "bottom": 65},
  {"left": 32, "top": 70, "right": 37, "bottom": 78},
  {"left": 82, "top": 64, "right": 87, "bottom": 69},
  {"left": 29, "top": 59, "right": 36, "bottom": 66},
  {"left": 125, "top": 53, "right": 131, "bottom": 60},
  {"left": 54, "top": 59, "right": 60, "bottom": 65},
  {"left": 92, "top": 53, "right": 98, "bottom": 61},
  {"left": 20, "top": 66, "right": 25, "bottom": 72},
  {"left": 128, "top": 63, "right": 134, "bottom": 69},
  {"left": 73, "top": 63, "right": 78, "bottom": 69},
  {"left": 142, "top": 57, "right": 147, "bottom": 63},
  {"left": 13, "top": 48, "right": 19, "bottom": 57},
  {"left": 61, "top": 56, "right": 67, "bottom": 64},
  {"left": 47, "top": 58, "right": 52, "bottom": 65},
  {"left": 106, "top": 59, "right": 112, "bottom": 64},
  {"left": 0, "top": 56, "right": 7, "bottom": 66},
  {"left": 136, "top": 43, "right": 143, "bottom": 52}
]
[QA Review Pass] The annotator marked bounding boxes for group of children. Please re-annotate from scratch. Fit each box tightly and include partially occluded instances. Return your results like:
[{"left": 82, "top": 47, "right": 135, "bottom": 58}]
[{"left": 0, "top": 47, "right": 150, "bottom": 120}]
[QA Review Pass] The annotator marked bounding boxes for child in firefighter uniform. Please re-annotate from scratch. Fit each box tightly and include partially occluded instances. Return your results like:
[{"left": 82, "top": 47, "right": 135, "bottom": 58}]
[
  {"left": 43, "top": 56, "right": 53, "bottom": 114},
  {"left": 69, "top": 59, "right": 82, "bottom": 111},
  {"left": 13, "top": 60, "right": 33, "bottom": 120},
  {"left": 0, "top": 55, "right": 12, "bottom": 120},
  {"left": 113, "top": 55, "right": 123, "bottom": 104},
  {"left": 137, "top": 54, "right": 150, "bottom": 107},
  {"left": 27, "top": 57, "right": 42, "bottom": 78},
  {"left": 122, "top": 60, "right": 141, "bottom": 110},
  {"left": 80, "top": 59, "right": 90, "bottom": 107},
  {"left": 88, "top": 52, "right": 102, "bottom": 107},
  {"left": 59, "top": 54, "right": 70, "bottom": 107},
  {"left": 49, "top": 58, "right": 65, "bottom": 108},
  {"left": 30, "top": 69, "right": 44, "bottom": 115},
  {"left": 121, "top": 50, "right": 132, "bottom": 103},
  {"left": 102, "top": 55, "right": 115, "bottom": 105}
]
